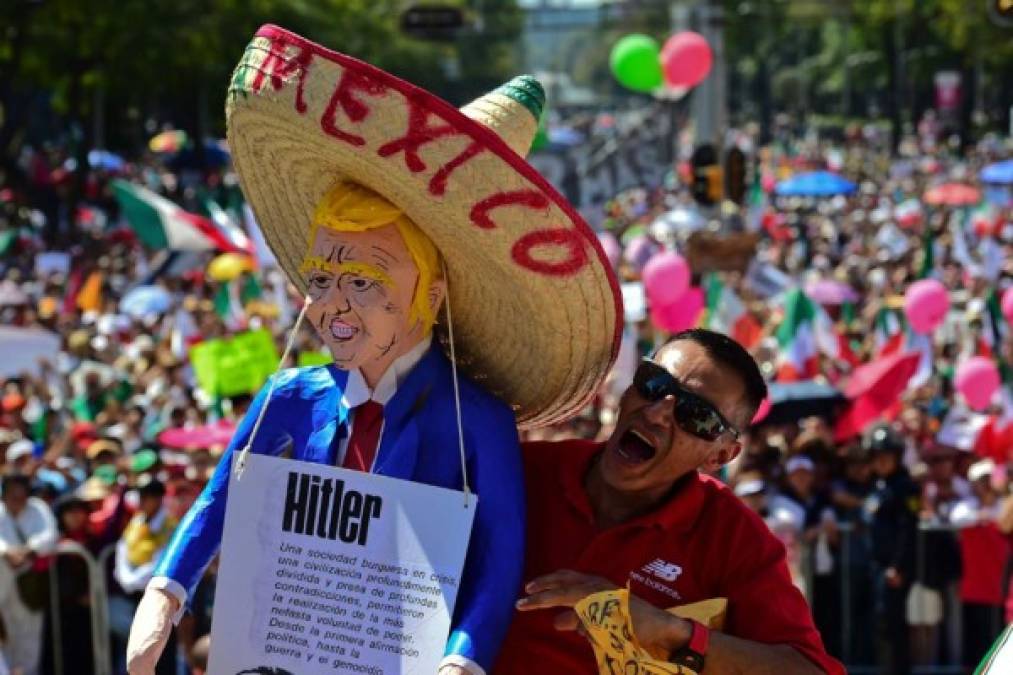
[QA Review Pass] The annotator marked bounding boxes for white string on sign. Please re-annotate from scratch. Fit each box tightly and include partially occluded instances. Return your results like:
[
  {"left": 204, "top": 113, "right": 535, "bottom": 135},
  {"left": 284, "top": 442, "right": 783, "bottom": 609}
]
[
  {"left": 442, "top": 260, "right": 472, "bottom": 507},
  {"left": 234, "top": 295, "right": 312, "bottom": 480}
]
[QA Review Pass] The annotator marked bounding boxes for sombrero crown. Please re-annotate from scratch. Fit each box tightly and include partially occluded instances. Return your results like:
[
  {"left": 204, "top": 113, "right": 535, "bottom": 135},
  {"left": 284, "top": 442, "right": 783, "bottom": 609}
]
[{"left": 226, "top": 25, "right": 620, "bottom": 428}]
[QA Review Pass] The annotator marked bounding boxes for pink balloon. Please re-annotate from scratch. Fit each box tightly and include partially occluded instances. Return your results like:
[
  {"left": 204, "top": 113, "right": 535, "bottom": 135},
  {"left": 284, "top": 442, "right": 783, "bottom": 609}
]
[
  {"left": 1002, "top": 287, "right": 1013, "bottom": 324},
  {"left": 954, "top": 357, "right": 1000, "bottom": 411},
  {"left": 661, "top": 32, "right": 713, "bottom": 89},
  {"left": 903, "top": 279, "right": 949, "bottom": 334},
  {"left": 597, "top": 231, "right": 621, "bottom": 268},
  {"left": 650, "top": 286, "right": 704, "bottom": 333},
  {"left": 751, "top": 396, "right": 772, "bottom": 425},
  {"left": 642, "top": 251, "right": 690, "bottom": 306}
]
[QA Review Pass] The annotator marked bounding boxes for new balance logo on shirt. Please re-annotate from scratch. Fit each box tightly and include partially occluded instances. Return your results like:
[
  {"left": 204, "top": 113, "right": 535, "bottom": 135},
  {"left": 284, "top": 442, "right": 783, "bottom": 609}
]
[
  {"left": 629, "top": 558, "right": 684, "bottom": 601},
  {"left": 643, "top": 558, "right": 683, "bottom": 582}
]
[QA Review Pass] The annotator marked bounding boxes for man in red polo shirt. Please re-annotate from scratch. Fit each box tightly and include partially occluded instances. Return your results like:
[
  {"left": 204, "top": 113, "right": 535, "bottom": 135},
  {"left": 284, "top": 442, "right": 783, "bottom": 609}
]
[{"left": 495, "top": 329, "right": 844, "bottom": 674}]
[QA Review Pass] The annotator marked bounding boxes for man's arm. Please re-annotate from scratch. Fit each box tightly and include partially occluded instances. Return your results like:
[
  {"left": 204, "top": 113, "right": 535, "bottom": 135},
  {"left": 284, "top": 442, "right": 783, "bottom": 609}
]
[
  {"left": 518, "top": 570, "right": 826, "bottom": 674},
  {"left": 27, "top": 498, "right": 58, "bottom": 555},
  {"left": 440, "top": 403, "right": 526, "bottom": 674}
]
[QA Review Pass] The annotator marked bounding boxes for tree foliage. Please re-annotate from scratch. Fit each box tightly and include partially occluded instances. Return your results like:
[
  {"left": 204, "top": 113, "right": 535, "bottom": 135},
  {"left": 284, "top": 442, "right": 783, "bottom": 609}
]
[{"left": 0, "top": 0, "right": 522, "bottom": 161}]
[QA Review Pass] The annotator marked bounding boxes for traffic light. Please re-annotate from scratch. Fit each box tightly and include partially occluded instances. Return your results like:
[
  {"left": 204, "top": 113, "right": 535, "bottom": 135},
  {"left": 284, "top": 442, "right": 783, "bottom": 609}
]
[
  {"left": 989, "top": 0, "right": 1013, "bottom": 26},
  {"left": 690, "top": 144, "right": 722, "bottom": 206},
  {"left": 400, "top": 5, "right": 466, "bottom": 40},
  {"left": 724, "top": 147, "right": 746, "bottom": 205}
]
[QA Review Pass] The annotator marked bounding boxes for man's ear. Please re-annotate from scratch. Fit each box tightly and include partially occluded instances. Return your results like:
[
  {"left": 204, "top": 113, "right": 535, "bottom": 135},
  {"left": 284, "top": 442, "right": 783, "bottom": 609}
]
[
  {"left": 702, "top": 440, "right": 742, "bottom": 474},
  {"left": 428, "top": 278, "right": 447, "bottom": 316}
]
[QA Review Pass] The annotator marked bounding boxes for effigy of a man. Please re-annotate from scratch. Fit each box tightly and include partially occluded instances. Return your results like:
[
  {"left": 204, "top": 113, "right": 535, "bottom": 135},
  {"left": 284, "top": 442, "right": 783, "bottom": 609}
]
[{"left": 126, "top": 24, "right": 620, "bottom": 675}]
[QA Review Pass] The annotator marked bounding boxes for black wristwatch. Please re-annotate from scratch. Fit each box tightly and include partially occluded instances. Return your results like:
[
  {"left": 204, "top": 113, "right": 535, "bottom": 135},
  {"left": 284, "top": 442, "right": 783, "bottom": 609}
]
[{"left": 670, "top": 619, "right": 709, "bottom": 672}]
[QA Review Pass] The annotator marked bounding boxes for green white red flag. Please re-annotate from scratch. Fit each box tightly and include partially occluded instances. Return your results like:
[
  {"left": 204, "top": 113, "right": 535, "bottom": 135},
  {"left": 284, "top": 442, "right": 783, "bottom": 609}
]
[
  {"left": 112, "top": 180, "right": 241, "bottom": 253},
  {"left": 704, "top": 274, "right": 763, "bottom": 349},
  {"left": 774, "top": 288, "right": 840, "bottom": 381}
]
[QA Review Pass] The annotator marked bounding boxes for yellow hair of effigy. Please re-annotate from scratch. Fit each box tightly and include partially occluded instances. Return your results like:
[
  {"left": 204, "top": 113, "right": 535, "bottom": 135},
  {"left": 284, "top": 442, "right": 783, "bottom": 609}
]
[{"left": 306, "top": 181, "right": 443, "bottom": 334}]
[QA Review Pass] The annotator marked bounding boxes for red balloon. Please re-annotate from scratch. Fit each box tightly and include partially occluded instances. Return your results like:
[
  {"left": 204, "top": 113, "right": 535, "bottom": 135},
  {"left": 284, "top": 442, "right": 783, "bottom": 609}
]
[{"left": 661, "top": 32, "right": 713, "bottom": 88}]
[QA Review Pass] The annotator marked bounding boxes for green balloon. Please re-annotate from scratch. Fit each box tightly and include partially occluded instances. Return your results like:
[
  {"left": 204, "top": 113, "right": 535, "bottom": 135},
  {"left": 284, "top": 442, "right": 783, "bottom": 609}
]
[
  {"left": 530, "top": 107, "right": 549, "bottom": 153},
  {"left": 610, "top": 34, "right": 662, "bottom": 93}
]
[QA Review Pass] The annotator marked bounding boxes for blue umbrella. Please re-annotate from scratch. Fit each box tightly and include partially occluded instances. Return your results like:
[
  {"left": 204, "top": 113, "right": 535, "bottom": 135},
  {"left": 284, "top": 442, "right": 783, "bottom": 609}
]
[
  {"left": 547, "top": 126, "right": 584, "bottom": 147},
  {"left": 774, "top": 171, "right": 856, "bottom": 197},
  {"left": 87, "top": 150, "right": 126, "bottom": 172},
  {"left": 120, "top": 285, "right": 172, "bottom": 318},
  {"left": 981, "top": 160, "right": 1013, "bottom": 185},
  {"left": 169, "top": 139, "right": 231, "bottom": 170}
]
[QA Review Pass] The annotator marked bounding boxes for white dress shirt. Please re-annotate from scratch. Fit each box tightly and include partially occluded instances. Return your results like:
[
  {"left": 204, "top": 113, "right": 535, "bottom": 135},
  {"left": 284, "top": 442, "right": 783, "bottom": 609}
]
[
  {"left": 334, "top": 334, "right": 432, "bottom": 468},
  {"left": 0, "top": 497, "right": 58, "bottom": 561}
]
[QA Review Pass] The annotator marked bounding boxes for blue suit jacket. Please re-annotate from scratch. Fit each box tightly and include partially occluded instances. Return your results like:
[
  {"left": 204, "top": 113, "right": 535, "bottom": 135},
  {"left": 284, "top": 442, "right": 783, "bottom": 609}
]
[{"left": 153, "top": 343, "right": 525, "bottom": 669}]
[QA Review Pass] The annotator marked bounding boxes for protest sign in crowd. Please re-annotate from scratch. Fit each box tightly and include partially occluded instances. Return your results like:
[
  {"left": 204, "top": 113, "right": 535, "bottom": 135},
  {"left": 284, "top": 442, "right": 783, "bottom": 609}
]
[{"left": 0, "top": 115, "right": 1011, "bottom": 675}]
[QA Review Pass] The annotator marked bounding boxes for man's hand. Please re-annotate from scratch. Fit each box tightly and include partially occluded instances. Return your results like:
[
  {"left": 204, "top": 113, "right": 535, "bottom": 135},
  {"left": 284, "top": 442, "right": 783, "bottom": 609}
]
[
  {"left": 4, "top": 547, "right": 31, "bottom": 569},
  {"left": 884, "top": 567, "right": 903, "bottom": 589},
  {"left": 516, "top": 569, "right": 691, "bottom": 659},
  {"left": 126, "top": 588, "right": 180, "bottom": 675}
]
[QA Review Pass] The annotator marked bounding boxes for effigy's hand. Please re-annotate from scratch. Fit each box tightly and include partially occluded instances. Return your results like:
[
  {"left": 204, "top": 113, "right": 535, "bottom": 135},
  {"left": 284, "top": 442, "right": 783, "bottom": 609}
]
[{"left": 126, "top": 588, "right": 179, "bottom": 675}]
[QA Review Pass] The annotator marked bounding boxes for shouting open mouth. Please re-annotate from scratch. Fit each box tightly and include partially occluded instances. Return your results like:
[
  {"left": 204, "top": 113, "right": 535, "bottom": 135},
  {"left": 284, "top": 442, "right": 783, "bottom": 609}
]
[{"left": 616, "top": 427, "right": 658, "bottom": 464}]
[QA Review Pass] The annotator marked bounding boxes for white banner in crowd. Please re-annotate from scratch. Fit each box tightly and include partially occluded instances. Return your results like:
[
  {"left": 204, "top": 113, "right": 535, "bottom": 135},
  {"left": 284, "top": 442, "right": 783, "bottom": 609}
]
[
  {"left": 0, "top": 327, "right": 61, "bottom": 377},
  {"left": 208, "top": 454, "right": 476, "bottom": 675}
]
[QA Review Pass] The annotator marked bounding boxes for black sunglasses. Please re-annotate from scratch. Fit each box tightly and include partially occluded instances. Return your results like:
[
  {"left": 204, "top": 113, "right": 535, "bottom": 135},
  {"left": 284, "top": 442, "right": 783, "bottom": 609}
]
[{"left": 632, "top": 359, "right": 740, "bottom": 442}]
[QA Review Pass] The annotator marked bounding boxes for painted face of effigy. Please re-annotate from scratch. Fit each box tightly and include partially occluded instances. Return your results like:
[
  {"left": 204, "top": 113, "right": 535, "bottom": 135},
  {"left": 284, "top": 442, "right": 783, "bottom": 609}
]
[{"left": 300, "top": 182, "right": 444, "bottom": 381}]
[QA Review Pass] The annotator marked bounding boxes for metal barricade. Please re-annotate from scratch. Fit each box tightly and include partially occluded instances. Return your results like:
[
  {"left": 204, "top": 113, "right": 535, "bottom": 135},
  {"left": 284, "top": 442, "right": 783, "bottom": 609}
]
[
  {"left": 46, "top": 541, "right": 115, "bottom": 675},
  {"left": 804, "top": 521, "right": 986, "bottom": 675}
]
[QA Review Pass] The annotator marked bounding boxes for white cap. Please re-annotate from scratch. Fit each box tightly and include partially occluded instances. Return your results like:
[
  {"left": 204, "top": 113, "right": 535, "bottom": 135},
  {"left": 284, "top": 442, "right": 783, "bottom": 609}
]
[
  {"left": 785, "top": 455, "right": 816, "bottom": 474},
  {"left": 6, "top": 439, "right": 34, "bottom": 463},
  {"left": 967, "top": 459, "right": 995, "bottom": 483},
  {"left": 734, "top": 479, "right": 766, "bottom": 497}
]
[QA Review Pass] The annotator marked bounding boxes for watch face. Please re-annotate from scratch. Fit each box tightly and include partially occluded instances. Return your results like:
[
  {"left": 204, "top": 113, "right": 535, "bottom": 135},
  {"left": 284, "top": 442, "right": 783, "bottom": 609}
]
[{"left": 674, "top": 650, "right": 705, "bottom": 672}]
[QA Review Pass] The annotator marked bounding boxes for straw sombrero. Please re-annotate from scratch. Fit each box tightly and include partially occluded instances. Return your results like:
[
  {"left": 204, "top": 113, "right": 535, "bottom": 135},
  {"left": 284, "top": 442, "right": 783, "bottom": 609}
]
[{"left": 226, "top": 25, "right": 620, "bottom": 428}]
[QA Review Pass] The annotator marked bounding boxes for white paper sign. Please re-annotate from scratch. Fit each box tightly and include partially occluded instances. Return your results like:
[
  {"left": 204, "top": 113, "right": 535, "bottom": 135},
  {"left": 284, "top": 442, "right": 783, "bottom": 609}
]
[
  {"left": 34, "top": 252, "right": 71, "bottom": 278},
  {"left": 0, "top": 327, "right": 61, "bottom": 377},
  {"left": 208, "top": 454, "right": 476, "bottom": 675},
  {"left": 621, "top": 282, "right": 646, "bottom": 323}
]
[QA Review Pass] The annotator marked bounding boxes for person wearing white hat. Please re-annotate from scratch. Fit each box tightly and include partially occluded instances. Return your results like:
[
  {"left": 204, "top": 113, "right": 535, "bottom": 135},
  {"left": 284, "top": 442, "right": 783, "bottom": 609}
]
[
  {"left": 950, "top": 458, "right": 1007, "bottom": 667},
  {"left": 127, "top": 24, "right": 620, "bottom": 675},
  {"left": 4, "top": 439, "right": 35, "bottom": 469}
]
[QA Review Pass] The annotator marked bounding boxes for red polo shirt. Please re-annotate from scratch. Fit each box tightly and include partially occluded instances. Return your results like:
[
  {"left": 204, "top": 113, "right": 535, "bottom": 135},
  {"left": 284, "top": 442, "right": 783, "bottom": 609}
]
[{"left": 494, "top": 440, "right": 844, "bottom": 674}]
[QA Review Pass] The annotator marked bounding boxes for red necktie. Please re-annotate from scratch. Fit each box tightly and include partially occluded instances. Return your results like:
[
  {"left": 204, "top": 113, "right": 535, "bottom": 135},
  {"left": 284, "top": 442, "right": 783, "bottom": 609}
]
[{"left": 342, "top": 400, "right": 384, "bottom": 472}]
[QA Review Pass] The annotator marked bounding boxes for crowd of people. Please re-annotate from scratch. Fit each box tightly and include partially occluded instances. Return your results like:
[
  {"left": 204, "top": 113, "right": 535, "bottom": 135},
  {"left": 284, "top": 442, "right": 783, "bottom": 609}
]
[{"left": 0, "top": 115, "right": 1010, "bottom": 675}]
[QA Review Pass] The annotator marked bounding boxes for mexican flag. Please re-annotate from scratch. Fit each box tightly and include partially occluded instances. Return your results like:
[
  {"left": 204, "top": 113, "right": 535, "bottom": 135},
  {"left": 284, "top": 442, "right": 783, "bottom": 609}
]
[
  {"left": 894, "top": 199, "right": 923, "bottom": 228},
  {"left": 704, "top": 274, "right": 762, "bottom": 348},
  {"left": 774, "top": 288, "right": 840, "bottom": 381},
  {"left": 203, "top": 196, "right": 254, "bottom": 257},
  {"left": 873, "top": 308, "right": 934, "bottom": 389},
  {"left": 874, "top": 307, "right": 906, "bottom": 355},
  {"left": 112, "top": 180, "right": 238, "bottom": 252}
]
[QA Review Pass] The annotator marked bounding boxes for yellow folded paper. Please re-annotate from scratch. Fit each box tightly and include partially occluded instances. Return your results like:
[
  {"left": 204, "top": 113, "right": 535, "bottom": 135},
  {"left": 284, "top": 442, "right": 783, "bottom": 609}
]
[{"left": 575, "top": 588, "right": 728, "bottom": 675}]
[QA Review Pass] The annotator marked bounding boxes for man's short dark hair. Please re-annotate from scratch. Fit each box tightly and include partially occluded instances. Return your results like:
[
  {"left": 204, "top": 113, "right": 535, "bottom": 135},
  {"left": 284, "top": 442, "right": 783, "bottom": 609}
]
[
  {"left": 661, "top": 329, "right": 768, "bottom": 425},
  {"left": 1, "top": 473, "right": 32, "bottom": 496},
  {"left": 137, "top": 476, "right": 166, "bottom": 499}
]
